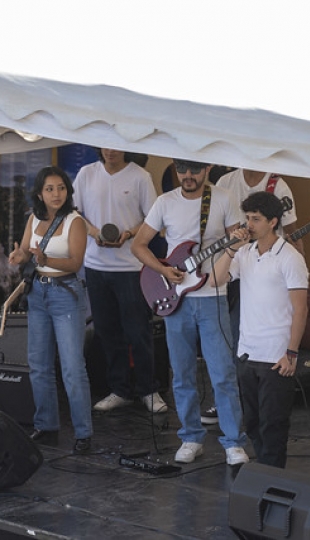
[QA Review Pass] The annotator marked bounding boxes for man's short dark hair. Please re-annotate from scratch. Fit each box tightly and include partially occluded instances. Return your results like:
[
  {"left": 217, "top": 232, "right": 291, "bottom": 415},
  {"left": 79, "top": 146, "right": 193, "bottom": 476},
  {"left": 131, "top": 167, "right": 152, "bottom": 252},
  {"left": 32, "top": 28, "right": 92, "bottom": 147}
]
[{"left": 241, "top": 191, "right": 284, "bottom": 230}]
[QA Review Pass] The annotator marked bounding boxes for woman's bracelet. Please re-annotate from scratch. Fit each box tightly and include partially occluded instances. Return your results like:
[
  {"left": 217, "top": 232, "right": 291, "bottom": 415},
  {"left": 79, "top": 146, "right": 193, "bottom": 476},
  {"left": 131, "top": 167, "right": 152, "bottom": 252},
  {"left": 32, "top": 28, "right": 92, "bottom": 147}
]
[
  {"left": 228, "top": 246, "right": 238, "bottom": 252},
  {"left": 225, "top": 249, "right": 234, "bottom": 259}
]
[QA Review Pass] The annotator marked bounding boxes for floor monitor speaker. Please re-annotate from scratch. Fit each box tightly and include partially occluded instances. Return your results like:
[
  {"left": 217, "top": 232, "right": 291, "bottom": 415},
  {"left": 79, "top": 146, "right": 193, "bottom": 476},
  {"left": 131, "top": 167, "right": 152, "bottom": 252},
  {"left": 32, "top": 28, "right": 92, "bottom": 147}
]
[
  {"left": 0, "top": 411, "right": 43, "bottom": 490},
  {"left": 229, "top": 462, "right": 310, "bottom": 539}
]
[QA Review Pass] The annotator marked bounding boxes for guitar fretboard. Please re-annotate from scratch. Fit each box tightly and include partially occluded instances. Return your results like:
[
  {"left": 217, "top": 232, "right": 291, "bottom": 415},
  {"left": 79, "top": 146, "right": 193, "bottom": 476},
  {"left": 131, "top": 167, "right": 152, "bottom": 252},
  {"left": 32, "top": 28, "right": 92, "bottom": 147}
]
[
  {"left": 291, "top": 223, "right": 310, "bottom": 242},
  {"left": 184, "top": 235, "right": 233, "bottom": 273}
]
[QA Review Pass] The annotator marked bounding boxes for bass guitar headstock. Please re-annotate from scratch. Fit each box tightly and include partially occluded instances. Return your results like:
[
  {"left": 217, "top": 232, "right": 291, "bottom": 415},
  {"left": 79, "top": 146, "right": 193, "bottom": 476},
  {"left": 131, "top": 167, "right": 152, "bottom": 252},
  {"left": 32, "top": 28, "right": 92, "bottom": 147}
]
[{"left": 281, "top": 196, "right": 293, "bottom": 213}]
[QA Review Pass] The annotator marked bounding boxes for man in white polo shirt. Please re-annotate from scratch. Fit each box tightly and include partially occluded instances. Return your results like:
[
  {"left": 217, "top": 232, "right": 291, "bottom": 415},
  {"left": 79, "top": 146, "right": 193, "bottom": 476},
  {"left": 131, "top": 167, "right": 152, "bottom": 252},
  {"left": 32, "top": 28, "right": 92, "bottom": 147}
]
[{"left": 209, "top": 191, "right": 308, "bottom": 468}]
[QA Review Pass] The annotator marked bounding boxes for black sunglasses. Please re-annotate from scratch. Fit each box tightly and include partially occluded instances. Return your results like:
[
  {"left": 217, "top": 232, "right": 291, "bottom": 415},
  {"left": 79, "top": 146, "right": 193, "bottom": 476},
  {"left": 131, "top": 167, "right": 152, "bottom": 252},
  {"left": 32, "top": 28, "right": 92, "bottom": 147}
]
[{"left": 174, "top": 162, "right": 207, "bottom": 175}]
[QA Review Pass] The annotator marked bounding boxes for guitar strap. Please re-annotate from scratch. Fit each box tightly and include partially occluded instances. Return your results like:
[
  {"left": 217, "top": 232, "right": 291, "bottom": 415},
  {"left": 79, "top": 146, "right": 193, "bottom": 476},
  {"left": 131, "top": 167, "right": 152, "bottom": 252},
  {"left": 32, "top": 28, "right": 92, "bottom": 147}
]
[
  {"left": 265, "top": 174, "right": 279, "bottom": 193},
  {"left": 37, "top": 213, "right": 65, "bottom": 254},
  {"left": 26, "top": 214, "right": 65, "bottom": 268},
  {"left": 200, "top": 184, "right": 212, "bottom": 246},
  {"left": 20, "top": 213, "right": 66, "bottom": 301}
]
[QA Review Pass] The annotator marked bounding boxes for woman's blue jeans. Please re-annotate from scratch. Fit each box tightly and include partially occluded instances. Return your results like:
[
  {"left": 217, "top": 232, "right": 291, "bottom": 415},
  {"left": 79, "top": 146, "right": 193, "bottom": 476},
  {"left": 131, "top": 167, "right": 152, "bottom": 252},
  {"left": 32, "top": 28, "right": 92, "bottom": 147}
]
[
  {"left": 164, "top": 296, "right": 246, "bottom": 449},
  {"left": 27, "top": 276, "right": 93, "bottom": 439}
]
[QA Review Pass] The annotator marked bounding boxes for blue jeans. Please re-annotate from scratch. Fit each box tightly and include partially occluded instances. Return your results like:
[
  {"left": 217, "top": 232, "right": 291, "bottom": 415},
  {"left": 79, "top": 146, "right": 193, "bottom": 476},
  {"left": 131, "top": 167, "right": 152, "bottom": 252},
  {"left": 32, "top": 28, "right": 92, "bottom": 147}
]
[
  {"left": 85, "top": 268, "right": 155, "bottom": 399},
  {"left": 164, "top": 296, "right": 246, "bottom": 449},
  {"left": 27, "top": 276, "right": 93, "bottom": 439}
]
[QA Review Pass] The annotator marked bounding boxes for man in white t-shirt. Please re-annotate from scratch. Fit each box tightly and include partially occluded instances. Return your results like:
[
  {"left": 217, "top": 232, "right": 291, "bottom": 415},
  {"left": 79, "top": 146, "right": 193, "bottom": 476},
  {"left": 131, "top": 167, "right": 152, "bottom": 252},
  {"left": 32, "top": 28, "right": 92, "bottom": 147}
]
[
  {"left": 209, "top": 191, "right": 308, "bottom": 468},
  {"left": 132, "top": 158, "right": 248, "bottom": 466},
  {"left": 217, "top": 169, "right": 304, "bottom": 253},
  {"left": 73, "top": 149, "right": 167, "bottom": 414}
]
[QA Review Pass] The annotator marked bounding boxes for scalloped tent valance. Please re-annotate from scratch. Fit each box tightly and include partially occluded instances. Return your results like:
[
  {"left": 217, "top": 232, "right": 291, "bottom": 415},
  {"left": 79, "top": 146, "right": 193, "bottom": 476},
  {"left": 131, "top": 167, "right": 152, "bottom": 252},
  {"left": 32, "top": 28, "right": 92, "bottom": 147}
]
[
  {"left": 0, "top": 0, "right": 309, "bottom": 176},
  {"left": 1, "top": 73, "right": 310, "bottom": 178}
]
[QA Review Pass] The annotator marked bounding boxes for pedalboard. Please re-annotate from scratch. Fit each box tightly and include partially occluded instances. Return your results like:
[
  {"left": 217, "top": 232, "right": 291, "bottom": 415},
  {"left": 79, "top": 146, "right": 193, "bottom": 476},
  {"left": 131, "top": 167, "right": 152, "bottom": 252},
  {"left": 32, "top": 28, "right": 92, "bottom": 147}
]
[{"left": 119, "top": 453, "right": 181, "bottom": 475}]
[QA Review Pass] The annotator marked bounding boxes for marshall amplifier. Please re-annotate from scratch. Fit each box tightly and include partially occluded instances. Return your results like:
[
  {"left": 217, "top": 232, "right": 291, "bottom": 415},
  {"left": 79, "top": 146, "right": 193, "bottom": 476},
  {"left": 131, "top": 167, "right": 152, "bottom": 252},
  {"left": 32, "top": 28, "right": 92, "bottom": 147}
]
[
  {"left": 0, "top": 313, "right": 28, "bottom": 366},
  {"left": 0, "top": 364, "right": 35, "bottom": 425}
]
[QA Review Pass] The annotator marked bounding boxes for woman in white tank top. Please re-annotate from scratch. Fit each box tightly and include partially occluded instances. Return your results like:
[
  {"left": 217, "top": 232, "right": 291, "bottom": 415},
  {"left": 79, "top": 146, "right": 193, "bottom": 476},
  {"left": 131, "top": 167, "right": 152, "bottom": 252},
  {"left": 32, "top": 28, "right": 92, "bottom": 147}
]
[{"left": 9, "top": 166, "right": 93, "bottom": 454}]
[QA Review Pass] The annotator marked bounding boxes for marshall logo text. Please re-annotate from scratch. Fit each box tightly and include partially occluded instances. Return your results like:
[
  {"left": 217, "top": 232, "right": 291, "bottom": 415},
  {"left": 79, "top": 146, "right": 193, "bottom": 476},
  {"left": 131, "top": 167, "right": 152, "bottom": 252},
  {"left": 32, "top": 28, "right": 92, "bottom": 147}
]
[{"left": 0, "top": 372, "right": 22, "bottom": 383}]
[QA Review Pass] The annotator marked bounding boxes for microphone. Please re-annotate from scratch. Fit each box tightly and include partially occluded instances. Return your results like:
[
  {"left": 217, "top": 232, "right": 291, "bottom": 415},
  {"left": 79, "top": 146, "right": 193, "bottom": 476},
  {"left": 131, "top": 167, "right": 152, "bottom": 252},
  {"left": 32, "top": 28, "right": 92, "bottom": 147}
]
[
  {"left": 99, "top": 223, "right": 120, "bottom": 243},
  {"left": 218, "top": 235, "right": 242, "bottom": 252},
  {"left": 209, "top": 231, "right": 245, "bottom": 256}
]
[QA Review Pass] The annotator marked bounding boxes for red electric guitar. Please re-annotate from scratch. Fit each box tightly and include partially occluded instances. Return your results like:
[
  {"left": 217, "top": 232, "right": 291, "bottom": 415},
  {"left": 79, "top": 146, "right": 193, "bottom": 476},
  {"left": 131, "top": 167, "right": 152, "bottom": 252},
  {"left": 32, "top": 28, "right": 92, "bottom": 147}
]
[{"left": 140, "top": 196, "right": 297, "bottom": 316}]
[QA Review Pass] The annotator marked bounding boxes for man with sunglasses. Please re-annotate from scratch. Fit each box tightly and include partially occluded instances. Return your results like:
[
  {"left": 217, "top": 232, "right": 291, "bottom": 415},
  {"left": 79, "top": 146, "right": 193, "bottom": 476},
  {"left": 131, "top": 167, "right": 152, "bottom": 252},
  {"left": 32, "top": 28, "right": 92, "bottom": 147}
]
[{"left": 132, "top": 159, "right": 248, "bottom": 465}]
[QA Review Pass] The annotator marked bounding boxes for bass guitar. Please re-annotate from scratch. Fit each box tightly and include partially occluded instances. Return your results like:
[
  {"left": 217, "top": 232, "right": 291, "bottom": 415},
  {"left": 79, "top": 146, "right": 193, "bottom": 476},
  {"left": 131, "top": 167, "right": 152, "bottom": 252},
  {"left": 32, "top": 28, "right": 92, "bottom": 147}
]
[{"left": 140, "top": 196, "right": 295, "bottom": 316}]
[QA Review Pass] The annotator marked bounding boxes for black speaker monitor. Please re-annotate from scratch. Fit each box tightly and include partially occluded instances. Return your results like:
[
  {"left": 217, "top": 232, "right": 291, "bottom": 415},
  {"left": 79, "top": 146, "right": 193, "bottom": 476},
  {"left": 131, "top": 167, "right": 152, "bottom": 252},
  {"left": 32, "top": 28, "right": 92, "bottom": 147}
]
[
  {"left": 229, "top": 462, "right": 310, "bottom": 539},
  {"left": 0, "top": 412, "right": 43, "bottom": 490}
]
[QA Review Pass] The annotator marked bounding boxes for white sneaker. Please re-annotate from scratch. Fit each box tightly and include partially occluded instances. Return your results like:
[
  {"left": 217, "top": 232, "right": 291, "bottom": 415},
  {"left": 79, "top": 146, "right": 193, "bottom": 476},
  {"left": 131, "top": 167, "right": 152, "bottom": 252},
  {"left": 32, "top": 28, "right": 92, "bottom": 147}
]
[
  {"left": 141, "top": 392, "right": 168, "bottom": 413},
  {"left": 93, "top": 393, "right": 133, "bottom": 412},
  {"left": 175, "top": 442, "right": 203, "bottom": 463},
  {"left": 225, "top": 447, "right": 249, "bottom": 466}
]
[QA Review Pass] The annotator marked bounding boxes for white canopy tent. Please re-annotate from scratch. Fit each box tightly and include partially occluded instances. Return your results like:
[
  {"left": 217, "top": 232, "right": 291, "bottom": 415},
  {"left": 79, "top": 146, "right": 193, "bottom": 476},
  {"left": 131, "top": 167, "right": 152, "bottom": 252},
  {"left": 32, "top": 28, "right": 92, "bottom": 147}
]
[{"left": 0, "top": 0, "right": 310, "bottom": 177}]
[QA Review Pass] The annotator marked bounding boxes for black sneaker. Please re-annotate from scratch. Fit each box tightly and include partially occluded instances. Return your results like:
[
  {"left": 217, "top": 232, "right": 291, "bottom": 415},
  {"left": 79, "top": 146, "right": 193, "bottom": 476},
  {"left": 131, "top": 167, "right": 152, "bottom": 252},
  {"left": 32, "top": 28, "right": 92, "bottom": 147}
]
[
  {"left": 201, "top": 406, "right": 219, "bottom": 425},
  {"left": 73, "top": 438, "right": 92, "bottom": 455}
]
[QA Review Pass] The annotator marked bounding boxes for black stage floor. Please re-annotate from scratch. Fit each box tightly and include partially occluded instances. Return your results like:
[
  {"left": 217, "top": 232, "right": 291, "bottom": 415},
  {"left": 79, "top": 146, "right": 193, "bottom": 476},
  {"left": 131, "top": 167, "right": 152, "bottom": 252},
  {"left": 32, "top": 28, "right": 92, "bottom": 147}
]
[{"left": 1, "top": 357, "right": 310, "bottom": 540}]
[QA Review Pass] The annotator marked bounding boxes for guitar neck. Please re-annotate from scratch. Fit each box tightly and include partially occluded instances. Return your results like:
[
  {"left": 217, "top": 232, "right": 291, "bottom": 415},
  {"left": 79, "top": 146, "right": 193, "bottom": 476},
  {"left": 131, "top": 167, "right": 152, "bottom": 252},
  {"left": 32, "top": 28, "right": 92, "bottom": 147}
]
[
  {"left": 290, "top": 223, "right": 310, "bottom": 242},
  {"left": 0, "top": 281, "right": 25, "bottom": 337},
  {"left": 184, "top": 234, "right": 234, "bottom": 273}
]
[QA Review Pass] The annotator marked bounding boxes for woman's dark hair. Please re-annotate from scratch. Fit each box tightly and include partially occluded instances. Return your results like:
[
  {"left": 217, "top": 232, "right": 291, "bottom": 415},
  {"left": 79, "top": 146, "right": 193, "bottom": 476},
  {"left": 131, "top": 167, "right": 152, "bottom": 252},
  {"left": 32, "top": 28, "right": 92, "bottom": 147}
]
[
  {"left": 241, "top": 191, "right": 284, "bottom": 230},
  {"left": 31, "top": 166, "right": 75, "bottom": 220}
]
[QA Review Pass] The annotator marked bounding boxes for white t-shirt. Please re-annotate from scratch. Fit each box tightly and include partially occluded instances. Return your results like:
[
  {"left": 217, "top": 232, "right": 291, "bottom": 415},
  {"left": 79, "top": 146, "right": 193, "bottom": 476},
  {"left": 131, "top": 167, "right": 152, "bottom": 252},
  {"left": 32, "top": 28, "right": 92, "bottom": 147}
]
[
  {"left": 229, "top": 237, "right": 308, "bottom": 362},
  {"left": 31, "top": 211, "right": 81, "bottom": 274},
  {"left": 73, "top": 160, "right": 157, "bottom": 271},
  {"left": 145, "top": 185, "right": 239, "bottom": 297},
  {"left": 217, "top": 169, "right": 297, "bottom": 236}
]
